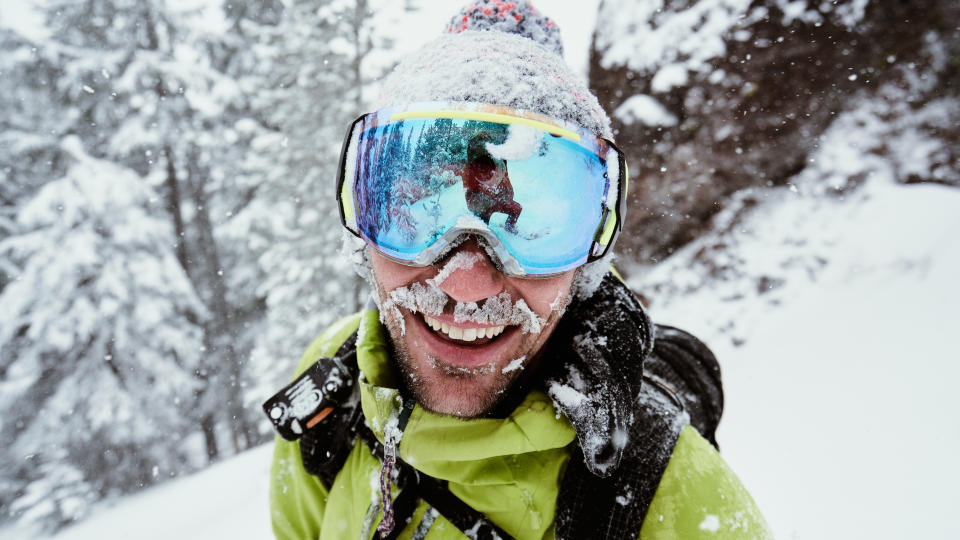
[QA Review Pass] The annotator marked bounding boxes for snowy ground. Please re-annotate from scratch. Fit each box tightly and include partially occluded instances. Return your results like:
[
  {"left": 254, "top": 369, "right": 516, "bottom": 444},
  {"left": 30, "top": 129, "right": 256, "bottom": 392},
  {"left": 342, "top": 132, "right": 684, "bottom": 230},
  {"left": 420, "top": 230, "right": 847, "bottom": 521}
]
[
  {"left": 0, "top": 445, "right": 273, "bottom": 540},
  {"left": 627, "top": 178, "right": 960, "bottom": 539},
  {"left": 2, "top": 179, "right": 955, "bottom": 540}
]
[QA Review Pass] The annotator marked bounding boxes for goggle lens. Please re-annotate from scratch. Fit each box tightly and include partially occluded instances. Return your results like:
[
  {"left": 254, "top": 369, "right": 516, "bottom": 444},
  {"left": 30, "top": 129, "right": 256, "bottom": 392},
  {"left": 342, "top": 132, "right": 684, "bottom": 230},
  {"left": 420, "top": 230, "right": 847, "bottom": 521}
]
[{"left": 338, "top": 103, "right": 625, "bottom": 276}]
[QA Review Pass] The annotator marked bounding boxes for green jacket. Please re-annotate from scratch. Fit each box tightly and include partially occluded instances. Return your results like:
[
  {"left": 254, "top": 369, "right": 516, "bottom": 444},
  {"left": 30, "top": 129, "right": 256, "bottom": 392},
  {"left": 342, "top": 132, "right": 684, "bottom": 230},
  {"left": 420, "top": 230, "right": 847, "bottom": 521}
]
[{"left": 270, "top": 311, "right": 773, "bottom": 539}]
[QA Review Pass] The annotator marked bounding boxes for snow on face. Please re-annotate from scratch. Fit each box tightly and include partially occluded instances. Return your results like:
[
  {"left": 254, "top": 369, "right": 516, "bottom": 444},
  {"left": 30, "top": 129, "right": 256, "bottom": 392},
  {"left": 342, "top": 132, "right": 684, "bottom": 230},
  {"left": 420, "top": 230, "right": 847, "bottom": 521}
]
[
  {"left": 452, "top": 292, "right": 546, "bottom": 333},
  {"left": 572, "top": 258, "right": 611, "bottom": 299},
  {"left": 376, "top": 248, "right": 551, "bottom": 336},
  {"left": 368, "top": 245, "right": 578, "bottom": 417},
  {"left": 426, "top": 355, "right": 498, "bottom": 378},
  {"left": 381, "top": 278, "right": 547, "bottom": 336},
  {"left": 430, "top": 251, "right": 482, "bottom": 287},
  {"left": 501, "top": 356, "right": 526, "bottom": 374}
]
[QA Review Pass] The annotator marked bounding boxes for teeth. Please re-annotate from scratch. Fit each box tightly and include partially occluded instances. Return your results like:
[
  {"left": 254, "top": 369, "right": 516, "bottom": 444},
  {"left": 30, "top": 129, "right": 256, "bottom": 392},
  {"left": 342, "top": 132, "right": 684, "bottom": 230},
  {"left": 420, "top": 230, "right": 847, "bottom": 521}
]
[{"left": 423, "top": 315, "right": 506, "bottom": 342}]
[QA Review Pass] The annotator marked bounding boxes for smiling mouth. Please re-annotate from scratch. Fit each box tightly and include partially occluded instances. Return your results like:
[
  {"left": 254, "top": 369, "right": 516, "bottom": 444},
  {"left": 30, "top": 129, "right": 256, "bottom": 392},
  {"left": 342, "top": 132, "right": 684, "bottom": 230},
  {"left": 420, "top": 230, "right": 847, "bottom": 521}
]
[{"left": 421, "top": 314, "right": 507, "bottom": 343}]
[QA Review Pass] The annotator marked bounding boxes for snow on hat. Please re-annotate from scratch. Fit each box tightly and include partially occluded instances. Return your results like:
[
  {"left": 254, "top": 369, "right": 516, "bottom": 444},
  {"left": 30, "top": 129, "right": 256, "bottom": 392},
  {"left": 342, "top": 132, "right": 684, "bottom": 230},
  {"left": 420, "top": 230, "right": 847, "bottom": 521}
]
[{"left": 374, "top": 1, "right": 613, "bottom": 139}]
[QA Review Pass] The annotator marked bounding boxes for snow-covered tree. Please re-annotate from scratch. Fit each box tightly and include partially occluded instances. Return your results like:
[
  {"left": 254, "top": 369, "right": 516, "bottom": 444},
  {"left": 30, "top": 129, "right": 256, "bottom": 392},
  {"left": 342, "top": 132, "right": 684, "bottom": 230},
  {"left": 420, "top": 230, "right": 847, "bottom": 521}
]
[
  {"left": 234, "top": 0, "right": 391, "bottom": 406},
  {"left": 0, "top": 0, "right": 424, "bottom": 530},
  {"left": 0, "top": 28, "right": 65, "bottom": 294},
  {"left": 0, "top": 138, "right": 205, "bottom": 531},
  {"left": 0, "top": 0, "right": 274, "bottom": 529},
  {"left": 32, "top": 0, "right": 267, "bottom": 457}
]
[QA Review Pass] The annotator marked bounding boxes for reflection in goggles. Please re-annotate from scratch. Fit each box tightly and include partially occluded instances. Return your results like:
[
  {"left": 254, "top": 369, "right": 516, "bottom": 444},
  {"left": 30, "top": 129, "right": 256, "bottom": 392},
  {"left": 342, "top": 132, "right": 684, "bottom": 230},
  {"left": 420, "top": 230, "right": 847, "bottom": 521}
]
[{"left": 341, "top": 106, "right": 623, "bottom": 276}]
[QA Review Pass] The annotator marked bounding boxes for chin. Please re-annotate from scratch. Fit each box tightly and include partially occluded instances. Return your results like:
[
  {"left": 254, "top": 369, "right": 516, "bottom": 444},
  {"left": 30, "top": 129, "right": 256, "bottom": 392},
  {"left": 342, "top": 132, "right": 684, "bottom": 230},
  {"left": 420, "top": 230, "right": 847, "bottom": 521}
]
[
  {"left": 395, "top": 306, "right": 550, "bottom": 417},
  {"left": 372, "top": 270, "right": 569, "bottom": 417},
  {"left": 388, "top": 343, "right": 511, "bottom": 417}
]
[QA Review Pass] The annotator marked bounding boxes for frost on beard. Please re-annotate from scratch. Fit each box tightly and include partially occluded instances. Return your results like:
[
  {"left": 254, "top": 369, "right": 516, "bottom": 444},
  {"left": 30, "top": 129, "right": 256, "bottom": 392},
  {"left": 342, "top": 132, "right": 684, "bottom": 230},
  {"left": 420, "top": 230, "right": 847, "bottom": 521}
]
[
  {"left": 452, "top": 292, "right": 545, "bottom": 334},
  {"left": 380, "top": 281, "right": 448, "bottom": 335},
  {"left": 380, "top": 276, "right": 547, "bottom": 336},
  {"left": 501, "top": 356, "right": 526, "bottom": 374},
  {"left": 572, "top": 257, "right": 614, "bottom": 300}
]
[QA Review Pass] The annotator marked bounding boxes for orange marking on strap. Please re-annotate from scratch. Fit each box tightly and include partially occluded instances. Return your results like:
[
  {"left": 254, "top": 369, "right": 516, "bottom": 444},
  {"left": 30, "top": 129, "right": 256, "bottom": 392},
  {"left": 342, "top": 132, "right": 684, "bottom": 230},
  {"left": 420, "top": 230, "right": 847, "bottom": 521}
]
[{"left": 306, "top": 407, "right": 335, "bottom": 429}]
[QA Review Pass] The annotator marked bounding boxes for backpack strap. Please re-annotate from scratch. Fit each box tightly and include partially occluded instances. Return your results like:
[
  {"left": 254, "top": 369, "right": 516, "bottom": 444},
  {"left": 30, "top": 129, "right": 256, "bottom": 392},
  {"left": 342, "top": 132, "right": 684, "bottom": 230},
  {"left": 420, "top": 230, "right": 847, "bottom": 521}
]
[
  {"left": 551, "top": 275, "right": 724, "bottom": 539},
  {"left": 262, "top": 333, "right": 362, "bottom": 486},
  {"left": 265, "top": 332, "right": 515, "bottom": 539},
  {"left": 645, "top": 325, "right": 723, "bottom": 448},
  {"left": 353, "top": 423, "right": 515, "bottom": 540},
  {"left": 554, "top": 366, "right": 691, "bottom": 539}
]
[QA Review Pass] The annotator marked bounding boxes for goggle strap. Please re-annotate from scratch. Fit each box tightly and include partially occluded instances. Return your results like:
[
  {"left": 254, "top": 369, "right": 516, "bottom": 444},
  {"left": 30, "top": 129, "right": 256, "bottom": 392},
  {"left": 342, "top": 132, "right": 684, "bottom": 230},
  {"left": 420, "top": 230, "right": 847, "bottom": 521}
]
[
  {"left": 337, "top": 116, "right": 364, "bottom": 234},
  {"left": 390, "top": 109, "right": 580, "bottom": 141},
  {"left": 591, "top": 145, "right": 628, "bottom": 260}
]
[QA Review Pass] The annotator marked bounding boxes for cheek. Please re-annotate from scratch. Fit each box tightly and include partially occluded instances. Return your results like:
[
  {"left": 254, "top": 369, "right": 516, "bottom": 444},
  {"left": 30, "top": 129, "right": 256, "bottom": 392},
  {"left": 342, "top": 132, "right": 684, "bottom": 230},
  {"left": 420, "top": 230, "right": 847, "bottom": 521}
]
[
  {"left": 512, "top": 271, "right": 577, "bottom": 314},
  {"left": 369, "top": 249, "right": 425, "bottom": 291}
]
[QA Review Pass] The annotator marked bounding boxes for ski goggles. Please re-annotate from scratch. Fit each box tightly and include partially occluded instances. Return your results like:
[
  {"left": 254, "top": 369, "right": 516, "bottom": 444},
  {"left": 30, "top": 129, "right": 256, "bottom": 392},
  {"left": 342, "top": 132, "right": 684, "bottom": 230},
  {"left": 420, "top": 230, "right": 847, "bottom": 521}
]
[{"left": 336, "top": 102, "right": 627, "bottom": 277}]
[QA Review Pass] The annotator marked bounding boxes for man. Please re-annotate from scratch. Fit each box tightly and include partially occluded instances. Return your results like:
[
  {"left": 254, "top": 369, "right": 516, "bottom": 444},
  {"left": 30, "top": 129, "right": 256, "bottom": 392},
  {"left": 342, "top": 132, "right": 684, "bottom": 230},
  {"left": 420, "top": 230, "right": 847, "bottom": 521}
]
[
  {"left": 463, "top": 132, "right": 523, "bottom": 233},
  {"left": 266, "top": 2, "right": 772, "bottom": 538}
]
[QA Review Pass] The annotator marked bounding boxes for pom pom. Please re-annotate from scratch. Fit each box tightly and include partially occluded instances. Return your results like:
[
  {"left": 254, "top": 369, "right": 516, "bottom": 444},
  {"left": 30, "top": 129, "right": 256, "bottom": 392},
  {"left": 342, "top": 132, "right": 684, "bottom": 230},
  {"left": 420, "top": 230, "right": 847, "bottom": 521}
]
[{"left": 445, "top": 0, "right": 563, "bottom": 56}]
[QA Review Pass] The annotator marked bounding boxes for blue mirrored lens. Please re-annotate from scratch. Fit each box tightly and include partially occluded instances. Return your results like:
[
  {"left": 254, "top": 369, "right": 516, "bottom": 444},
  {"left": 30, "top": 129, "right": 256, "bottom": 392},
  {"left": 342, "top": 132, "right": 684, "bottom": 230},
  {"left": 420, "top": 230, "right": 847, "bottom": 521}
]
[{"left": 351, "top": 114, "right": 610, "bottom": 274}]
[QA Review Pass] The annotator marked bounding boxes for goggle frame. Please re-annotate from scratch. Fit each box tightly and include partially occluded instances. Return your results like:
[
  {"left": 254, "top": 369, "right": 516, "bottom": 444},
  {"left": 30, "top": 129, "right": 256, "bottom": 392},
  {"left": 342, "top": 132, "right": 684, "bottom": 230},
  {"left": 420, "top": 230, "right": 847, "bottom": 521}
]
[{"left": 335, "top": 102, "right": 628, "bottom": 277}]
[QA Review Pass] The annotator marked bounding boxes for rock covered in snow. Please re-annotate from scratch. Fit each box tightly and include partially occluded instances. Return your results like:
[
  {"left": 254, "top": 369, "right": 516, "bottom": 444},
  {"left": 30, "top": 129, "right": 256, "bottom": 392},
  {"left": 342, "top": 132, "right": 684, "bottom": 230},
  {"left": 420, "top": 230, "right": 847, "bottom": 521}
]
[{"left": 590, "top": 0, "right": 960, "bottom": 262}]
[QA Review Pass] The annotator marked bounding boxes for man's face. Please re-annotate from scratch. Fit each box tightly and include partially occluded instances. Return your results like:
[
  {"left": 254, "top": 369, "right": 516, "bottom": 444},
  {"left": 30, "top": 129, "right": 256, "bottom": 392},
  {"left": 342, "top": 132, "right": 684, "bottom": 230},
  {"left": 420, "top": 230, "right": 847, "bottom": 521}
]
[{"left": 370, "top": 238, "right": 576, "bottom": 418}]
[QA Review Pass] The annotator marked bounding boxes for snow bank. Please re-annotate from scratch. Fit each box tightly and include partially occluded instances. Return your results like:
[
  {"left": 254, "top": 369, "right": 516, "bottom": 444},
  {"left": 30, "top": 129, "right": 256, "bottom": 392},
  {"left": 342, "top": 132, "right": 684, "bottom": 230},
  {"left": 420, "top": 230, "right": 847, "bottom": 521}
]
[
  {"left": 595, "top": 0, "right": 871, "bottom": 90},
  {"left": 0, "top": 446, "right": 273, "bottom": 540},
  {"left": 596, "top": 0, "right": 754, "bottom": 76},
  {"left": 629, "top": 178, "right": 960, "bottom": 539}
]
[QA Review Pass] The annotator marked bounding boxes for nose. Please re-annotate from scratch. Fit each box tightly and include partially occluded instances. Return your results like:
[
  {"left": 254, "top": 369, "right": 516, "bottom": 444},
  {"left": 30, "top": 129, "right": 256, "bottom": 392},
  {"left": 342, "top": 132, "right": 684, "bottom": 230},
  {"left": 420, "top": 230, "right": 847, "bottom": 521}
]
[{"left": 433, "top": 239, "right": 504, "bottom": 304}]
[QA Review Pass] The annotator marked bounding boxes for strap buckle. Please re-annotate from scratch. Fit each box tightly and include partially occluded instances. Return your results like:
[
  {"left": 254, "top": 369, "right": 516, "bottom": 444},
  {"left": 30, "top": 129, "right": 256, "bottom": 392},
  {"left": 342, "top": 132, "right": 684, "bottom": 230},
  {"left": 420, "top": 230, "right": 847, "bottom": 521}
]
[{"left": 262, "top": 356, "right": 354, "bottom": 441}]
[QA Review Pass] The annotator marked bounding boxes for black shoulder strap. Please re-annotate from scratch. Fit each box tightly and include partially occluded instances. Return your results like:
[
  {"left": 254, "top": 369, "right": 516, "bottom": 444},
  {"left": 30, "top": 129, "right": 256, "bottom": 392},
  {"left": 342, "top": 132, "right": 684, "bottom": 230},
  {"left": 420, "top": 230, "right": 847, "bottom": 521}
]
[
  {"left": 353, "top": 423, "right": 515, "bottom": 540},
  {"left": 282, "top": 334, "right": 515, "bottom": 540},
  {"left": 554, "top": 366, "right": 692, "bottom": 540},
  {"left": 646, "top": 325, "right": 723, "bottom": 448},
  {"left": 552, "top": 276, "right": 724, "bottom": 539},
  {"left": 297, "top": 333, "right": 363, "bottom": 486}
]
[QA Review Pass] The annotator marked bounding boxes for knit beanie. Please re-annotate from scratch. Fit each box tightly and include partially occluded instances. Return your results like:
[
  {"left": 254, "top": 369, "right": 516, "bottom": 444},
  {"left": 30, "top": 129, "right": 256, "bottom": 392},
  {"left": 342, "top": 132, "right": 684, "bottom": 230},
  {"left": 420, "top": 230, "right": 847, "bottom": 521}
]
[
  {"left": 374, "top": 0, "right": 613, "bottom": 140},
  {"left": 357, "top": 1, "right": 615, "bottom": 297}
]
